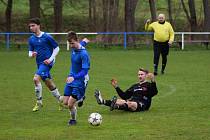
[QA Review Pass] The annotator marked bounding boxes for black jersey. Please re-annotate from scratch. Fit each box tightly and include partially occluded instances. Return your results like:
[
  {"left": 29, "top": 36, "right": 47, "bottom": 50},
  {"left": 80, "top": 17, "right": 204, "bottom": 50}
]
[{"left": 115, "top": 82, "right": 158, "bottom": 110}]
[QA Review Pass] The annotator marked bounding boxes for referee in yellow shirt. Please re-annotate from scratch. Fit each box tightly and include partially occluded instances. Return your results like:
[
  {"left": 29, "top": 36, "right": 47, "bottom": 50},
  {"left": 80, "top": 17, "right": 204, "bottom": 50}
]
[{"left": 145, "top": 13, "right": 174, "bottom": 75}]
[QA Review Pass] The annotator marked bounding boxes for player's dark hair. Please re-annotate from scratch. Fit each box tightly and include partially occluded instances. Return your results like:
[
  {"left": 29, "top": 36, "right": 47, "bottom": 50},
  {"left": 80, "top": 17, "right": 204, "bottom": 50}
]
[
  {"left": 139, "top": 68, "right": 149, "bottom": 74},
  {"left": 28, "top": 17, "right": 41, "bottom": 25},
  {"left": 67, "top": 31, "right": 78, "bottom": 41}
]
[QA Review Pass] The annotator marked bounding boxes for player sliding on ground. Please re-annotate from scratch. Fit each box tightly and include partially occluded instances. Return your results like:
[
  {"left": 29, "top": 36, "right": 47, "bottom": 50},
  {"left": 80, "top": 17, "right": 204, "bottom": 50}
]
[
  {"left": 95, "top": 68, "right": 158, "bottom": 112},
  {"left": 28, "top": 17, "right": 63, "bottom": 112}
]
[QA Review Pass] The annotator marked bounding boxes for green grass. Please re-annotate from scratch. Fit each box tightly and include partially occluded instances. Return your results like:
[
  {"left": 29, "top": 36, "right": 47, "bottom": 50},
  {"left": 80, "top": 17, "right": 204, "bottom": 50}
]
[{"left": 0, "top": 48, "right": 210, "bottom": 140}]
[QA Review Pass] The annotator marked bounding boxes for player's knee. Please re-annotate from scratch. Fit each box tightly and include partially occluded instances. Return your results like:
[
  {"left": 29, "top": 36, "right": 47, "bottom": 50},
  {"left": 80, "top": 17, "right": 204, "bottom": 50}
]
[
  {"left": 67, "top": 103, "right": 74, "bottom": 109},
  {"left": 62, "top": 96, "right": 68, "bottom": 105},
  {"left": 33, "top": 76, "right": 40, "bottom": 84},
  {"left": 62, "top": 99, "right": 67, "bottom": 105},
  {"left": 67, "top": 101, "right": 75, "bottom": 109},
  {"left": 127, "top": 102, "right": 137, "bottom": 111}
]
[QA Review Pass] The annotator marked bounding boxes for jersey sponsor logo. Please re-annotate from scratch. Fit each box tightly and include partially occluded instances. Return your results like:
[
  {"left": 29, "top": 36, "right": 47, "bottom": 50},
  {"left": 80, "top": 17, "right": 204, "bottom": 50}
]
[
  {"left": 134, "top": 87, "right": 147, "bottom": 92},
  {"left": 133, "top": 88, "right": 143, "bottom": 92}
]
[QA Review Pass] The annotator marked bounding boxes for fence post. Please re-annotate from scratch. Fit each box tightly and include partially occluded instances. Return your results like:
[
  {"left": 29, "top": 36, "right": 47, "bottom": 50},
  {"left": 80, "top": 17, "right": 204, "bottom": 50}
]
[
  {"left": 66, "top": 40, "right": 69, "bottom": 51},
  {"left": 6, "top": 33, "right": 10, "bottom": 48},
  {"left": 181, "top": 33, "right": 184, "bottom": 50},
  {"left": 124, "top": 32, "right": 127, "bottom": 49}
]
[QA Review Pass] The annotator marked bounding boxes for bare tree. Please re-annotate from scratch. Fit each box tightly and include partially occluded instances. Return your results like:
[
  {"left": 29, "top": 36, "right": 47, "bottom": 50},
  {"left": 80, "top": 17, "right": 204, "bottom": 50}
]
[
  {"left": 89, "top": 0, "right": 102, "bottom": 31},
  {"left": 181, "top": 0, "right": 197, "bottom": 32},
  {"left": 89, "top": 0, "right": 96, "bottom": 31},
  {"left": 102, "top": 0, "right": 119, "bottom": 47},
  {"left": 102, "top": 0, "right": 108, "bottom": 32},
  {"left": 202, "top": 0, "right": 210, "bottom": 46},
  {"left": 29, "top": 0, "right": 40, "bottom": 18},
  {"left": 167, "top": 0, "right": 173, "bottom": 24},
  {"left": 203, "top": 0, "right": 210, "bottom": 32},
  {"left": 125, "top": 0, "right": 138, "bottom": 47},
  {"left": 125, "top": 0, "right": 138, "bottom": 32},
  {"left": 149, "top": 0, "right": 157, "bottom": 22},
  {"left": 102, "top": 0, "right": 119, "bottom": 32},
  {"left": 188, "top": 0, "right": 197, "bottom": 31},
  {"left": 5, "top": 0, "right": 13, "bottom": 32},
  {"left": 53, "top": 0, "right": 63, "bottom": 42},
  {"left": 54, "top": 0, "right": 63, "bottom": 32}
]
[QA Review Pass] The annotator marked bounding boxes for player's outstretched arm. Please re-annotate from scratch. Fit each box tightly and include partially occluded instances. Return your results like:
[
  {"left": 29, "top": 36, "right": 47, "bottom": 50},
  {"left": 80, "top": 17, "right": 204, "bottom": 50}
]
[
  {"left": 145, "top": 19, "right": 153, "bottom": 31},
  {"left": 80, "top": 38, "right": 90, "bottom": 47},
  {"left": 146, "top": 72, "right": 155, "bottom": 82},
  {"left": 111, "top": 78, "right": 118, "bottom": 88},
  {"left": 82, "top": 38, "right": 90, "bottom": 43}
]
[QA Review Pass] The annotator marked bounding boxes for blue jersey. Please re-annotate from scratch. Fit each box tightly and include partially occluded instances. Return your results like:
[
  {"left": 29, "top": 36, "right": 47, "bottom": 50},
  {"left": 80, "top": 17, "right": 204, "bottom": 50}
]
[
  {"left": 28, "top": 32, "right": 58, "bottom": 65},
  {"left": 68, "top": 42, "right": 90, "bottom": 87}
]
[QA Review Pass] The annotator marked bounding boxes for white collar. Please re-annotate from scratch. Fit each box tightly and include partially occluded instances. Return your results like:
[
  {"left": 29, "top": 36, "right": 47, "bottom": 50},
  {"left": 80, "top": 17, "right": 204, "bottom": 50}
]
[{"left": 36, "top": 31, "right": 44, "bottom": 37}]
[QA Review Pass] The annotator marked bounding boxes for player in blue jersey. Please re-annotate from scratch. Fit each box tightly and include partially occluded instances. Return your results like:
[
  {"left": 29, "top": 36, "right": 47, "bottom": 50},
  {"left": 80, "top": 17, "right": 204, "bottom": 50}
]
[
  {"left": 28, "top": 17, "right": 63, "bottom": 112},
  {"left": 63, "top": 31, "right": 90, "bottom": 125}
]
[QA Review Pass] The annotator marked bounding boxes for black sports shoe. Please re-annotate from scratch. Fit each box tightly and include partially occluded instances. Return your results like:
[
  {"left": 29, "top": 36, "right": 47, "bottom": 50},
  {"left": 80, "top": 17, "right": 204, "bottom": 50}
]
[
  {"left": 68, "top": 119, "right": 77, "bottom": 126},
  {"left": 154, "top": 71, "right": 158, "bottom": 76},
  {"left": 78, "top": 96, "right": 85, "bottom": 107},
  {"left": 94, "top": 89, "right": 103, "bottom": 104},
  {"left": 161, "top": 70, "right": 164, "bottom": 74},
  {"left": 110, "top": 96, "right": 117, "bottom": 111}
]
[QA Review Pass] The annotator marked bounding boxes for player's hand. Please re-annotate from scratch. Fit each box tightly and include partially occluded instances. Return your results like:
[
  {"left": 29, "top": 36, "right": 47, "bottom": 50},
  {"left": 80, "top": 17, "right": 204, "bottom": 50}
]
[
  {"left": 146, "top": 19, "right": 151, "bottom": 24},
  {"left": 43, "top": 59, "right": 51, "bottom": 65},
  {"left": 146, "top": 73, "right": 155, "bottom": 82},
  {"left": 32, "top": 52, "right": 37, "bottom": 57},
  {"left": 82, "top": 38, "right": 90, "bottom": 43},
  {"left": 66, "top": 76, "right": 74, "bottom": 83},
  {"left": 111, "top": 78, "right": 118, "bottom": 88},
  {"left": 168, "top": 41, "right": 173, "bottom": 47}
]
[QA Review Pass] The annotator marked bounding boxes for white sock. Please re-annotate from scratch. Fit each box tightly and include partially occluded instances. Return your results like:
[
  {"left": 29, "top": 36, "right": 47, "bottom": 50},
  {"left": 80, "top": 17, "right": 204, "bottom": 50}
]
[
  {"left": 51, "top": 88, "right": 61, "bottom": 101},
  {"left": 70, "top": 106, "right": 77, "bottom": 120},
  {"left": 35, "top": 83, "right": 42, "bottom": 104}
]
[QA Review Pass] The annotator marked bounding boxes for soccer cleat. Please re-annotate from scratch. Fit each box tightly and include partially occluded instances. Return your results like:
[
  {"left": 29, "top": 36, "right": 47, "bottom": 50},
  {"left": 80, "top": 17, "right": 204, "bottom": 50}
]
[
  {"left": 32, "top": 102, "right": 43, "bottom": 112},
  {"left": 110, "top": 96, "right": 117, "bottom": 111},
  {"left": 58, "top": 96, "right": 64, "bottom": 111},
  {"left": 78, "top": 96, "right": 86, "bottom": 107},
  {"left": 68, "top": 119, "right": 77, "bottom": 126},
  {"left": 94, "top": 89, "right": 103, "bottom": 105},
  {"left": 161, "top": 70, "right": 164, "bottom": 75},
  {"left": 58, "top": 102, "right": 64, "bottom": 111},
  {"left": 78, "top": 101, "right": 83, "bottom": 107},
  {"left": 154, "top": 71, "right": 158, "bottom": 76}
]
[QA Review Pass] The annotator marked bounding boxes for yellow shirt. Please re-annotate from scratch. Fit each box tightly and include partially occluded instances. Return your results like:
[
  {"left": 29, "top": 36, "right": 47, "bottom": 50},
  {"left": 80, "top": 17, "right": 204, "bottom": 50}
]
[{"left": 145, "top": 21, "right": 174, "bottom": 43}]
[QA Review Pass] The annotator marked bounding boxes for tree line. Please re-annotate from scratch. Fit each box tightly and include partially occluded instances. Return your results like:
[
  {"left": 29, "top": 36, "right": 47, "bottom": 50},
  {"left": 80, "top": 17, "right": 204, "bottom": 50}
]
[{"left": 1, "top": 0, "right": 210, "bottom": 33}]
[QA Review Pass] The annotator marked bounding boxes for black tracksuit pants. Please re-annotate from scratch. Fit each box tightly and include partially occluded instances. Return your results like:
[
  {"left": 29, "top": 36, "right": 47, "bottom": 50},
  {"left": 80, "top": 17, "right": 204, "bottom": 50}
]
[{"left": 153, "top": 40, "right": 169, "bottom": 73}]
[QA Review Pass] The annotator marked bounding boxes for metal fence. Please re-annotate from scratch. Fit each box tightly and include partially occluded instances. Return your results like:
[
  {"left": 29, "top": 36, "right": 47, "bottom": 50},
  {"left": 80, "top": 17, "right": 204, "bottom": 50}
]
[{"left": 0, "top": 32, "right": 210, "bottom": 50}]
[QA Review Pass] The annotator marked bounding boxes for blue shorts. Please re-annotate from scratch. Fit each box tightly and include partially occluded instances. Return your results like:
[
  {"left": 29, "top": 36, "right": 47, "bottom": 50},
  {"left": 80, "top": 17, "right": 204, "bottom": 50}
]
[
  {"left": 36, "top": 64, "right": 52, "bottom": 81},
  {"left": 64, "top": 85, "right": 87, "bottom": 101}
]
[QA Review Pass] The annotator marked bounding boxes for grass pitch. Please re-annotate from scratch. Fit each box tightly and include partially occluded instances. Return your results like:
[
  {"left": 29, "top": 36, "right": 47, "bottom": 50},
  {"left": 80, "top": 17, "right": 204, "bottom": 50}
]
[{"left": 0, "top": 48, "right": 210, "bottom": 140}]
